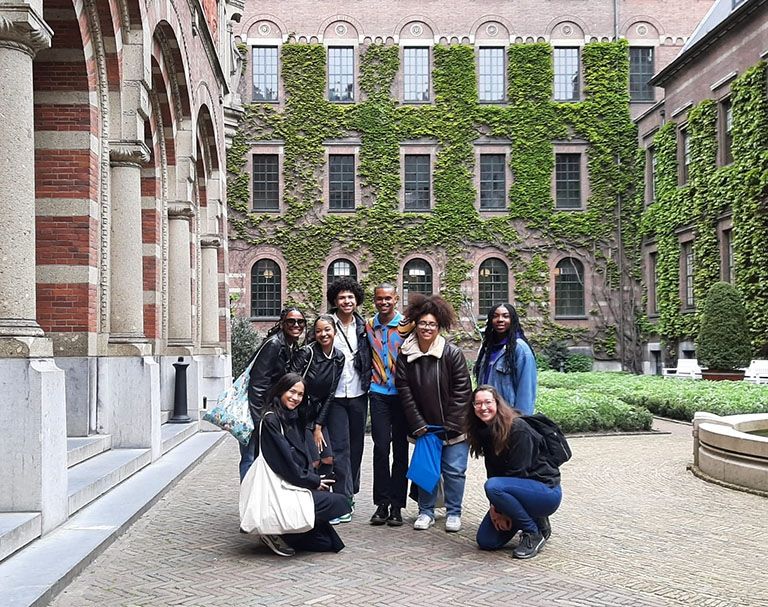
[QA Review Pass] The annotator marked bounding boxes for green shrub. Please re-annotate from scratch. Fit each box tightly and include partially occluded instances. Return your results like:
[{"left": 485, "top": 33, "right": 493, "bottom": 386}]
[
  {"left": 535, "top": 353, "right": 551, "bottom": 371},
  {"left": 541, "top": 340, "right": 569, "bottom": 372},
  {"left": 231, "top": 316, "right": 262, "bottom": 378},
  {"left": 564, "top": 353, "right": 593, "bottom": 373},
  {"left": 697, "top": 282, "right": 753, "bottom": 371},
  {"left": 537, "top": 387, "right": 653, "bottom": 433}
]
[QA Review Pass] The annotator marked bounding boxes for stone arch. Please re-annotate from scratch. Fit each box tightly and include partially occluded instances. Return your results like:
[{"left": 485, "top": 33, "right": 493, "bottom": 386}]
[
  {"left": 545, "top": 15, "right": 589, "bottom": 40},
  {"left": 245, "top": 19, "right": 284, "bottom": 40},
  {"left": 620, "top": 15, "right": 665, "bottom": 38},
  {"left": 394, "top": 15, "right": 439, "bottom": 39},
  {"left": 317, "top": 14, "right": 364, "bottom": 39},
  {"left": 470, "top": 16, "right": 513, "bottom": 40},
  {"left": 239, "top": 13, "right": 288, "bottom": 39}
]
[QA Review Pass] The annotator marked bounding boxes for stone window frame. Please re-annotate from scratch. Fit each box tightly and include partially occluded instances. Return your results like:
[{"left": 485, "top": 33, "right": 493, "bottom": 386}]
[
  {"left": 400, "top": 141, "right": 437, "bottom": 212},
  {"left": 400, "top": 254, "right": 436, "bottom": 307},
  {"left": 323, "top": 141, "right": 361, "bottom": 214},
  {"left": 628, "top": 46, "right": 656, "bottom": 103},
  {"left": 645, "top": 242, "right": 660, "bottom": 318},
  {"left": 248, "top": 141, "right": 284, "bottom": 213},
  {"left": 717, "top": 215, "right": 735, "bottom": 284},
  {"left": 325, "top": 257, "right": 359, "bottom": 289},
  {"left": 326, "top": 44, "right": 359, "bottom": 103},
  {"left": 474, "top": 140, "right": 512, "bottom": 213},
  {"left": 476, "top": 46, "right": 507, "bottom": 104},
  {"left": 248, "top": 253, "right": 286, "bottom": 321},
  {"left": 400, "top": 45, "right": 433, "bottom": 104},
  {"left": 718, "top": 95, "right": 734, "bottom": 166},
  {"left": 552, "top": 46, "right": 582, "bottom": 102},
  {"left": 250, "top": 44, "right": 281, "bottom": 104},
  {"left": 677, "top": 123, "right": 690, "bottom": 186},
  {"left": 550, "top": 254, "right": 589, "bottom": 321},
  {"left": 476, "top": 255, "right": 511, "bottom": 315},
  {"left": 678, "top": 229, "right": 695, "bottom": 312},
  {"left": 551, "top": 142, "right": 590, "bottom": 211}
]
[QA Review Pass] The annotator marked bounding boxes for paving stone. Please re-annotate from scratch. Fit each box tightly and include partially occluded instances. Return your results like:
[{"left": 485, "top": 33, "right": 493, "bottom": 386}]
[{"left": 50, "top": 431, "right": 768, "bottom": 607}]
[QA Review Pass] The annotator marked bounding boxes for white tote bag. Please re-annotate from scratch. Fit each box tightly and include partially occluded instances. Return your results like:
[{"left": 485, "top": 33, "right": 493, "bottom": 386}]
[{"left": 239, "top": 413, "right": 315, "bottom": 535}]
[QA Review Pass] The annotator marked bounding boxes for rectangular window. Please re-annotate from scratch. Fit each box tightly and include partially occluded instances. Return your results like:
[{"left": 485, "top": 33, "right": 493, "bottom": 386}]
[
  {"left": 555, "top": 153, "right": 582, "bottom": 209},
  {"left": 252, "top": 154, "right": 279, "bottom": 211},
  {"left": 328, "top": 154, "right": 355, "bottom": 210},
  {"left": 553, "top": 48, "right": 580, "bottom": 102},
  {"left": 404, "top": 154, "right": 431, "bottom": 211},
  {"left": 722, "top": 228, "right": 734, "bottom": 283},
  {"left": 722, "top": 100, "right": 733, "bottom": 164},
  {"left": 478, "top": 47, "right": 505, "bottom": 102},
  {"left": 404, "top": 47, "right": 430, "bottom": 102},
  {"left": 479, "top": 154, "right": 506, "bottom": 209},
  {"left": 328, "top": 47, "right": 354, "bottom": 102},
  {"left": 648, "top": 147, "right": 657, "bottom": 203},
  {"left": 649, "top": 251, "right": 658, "bottom": 315},
  {"left": 629, "top": 47, "right": 655, "bottom": 102},
  {"left": 682, "top": 241, "right": 695, "bottom": 309},
  {"left": 681, "top": 129, "right": 690, "bottom": 184},
  {"left": 252, "top": 47, "right": 279, "bottom": 102}
]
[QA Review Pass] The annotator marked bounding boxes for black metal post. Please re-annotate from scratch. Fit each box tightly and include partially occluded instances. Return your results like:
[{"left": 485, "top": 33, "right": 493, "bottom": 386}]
[{"left": 169, "top": 356, "right": 191, "bottom": 423}]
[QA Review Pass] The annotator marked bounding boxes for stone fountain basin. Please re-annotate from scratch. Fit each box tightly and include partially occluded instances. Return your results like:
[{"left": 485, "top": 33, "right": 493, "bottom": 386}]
[{"left": 692, "top": 412, "right": 768, "bottom": 494}]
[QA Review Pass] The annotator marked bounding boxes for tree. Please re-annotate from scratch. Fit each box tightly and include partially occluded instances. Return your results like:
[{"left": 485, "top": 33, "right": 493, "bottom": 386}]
[{"left": 697, "top": 282, "right": 752, "bottom": 371}]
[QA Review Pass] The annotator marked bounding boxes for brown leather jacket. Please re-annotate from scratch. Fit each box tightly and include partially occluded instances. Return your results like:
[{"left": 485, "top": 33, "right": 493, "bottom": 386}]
[{"left": 395, "top": 335, "right": 472, "bottom": 438}]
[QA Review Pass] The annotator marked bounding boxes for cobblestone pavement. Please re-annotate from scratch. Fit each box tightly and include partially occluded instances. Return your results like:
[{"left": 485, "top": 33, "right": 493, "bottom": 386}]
[{"left": 51, "top": 427, "right": 768, "bottom": 607}]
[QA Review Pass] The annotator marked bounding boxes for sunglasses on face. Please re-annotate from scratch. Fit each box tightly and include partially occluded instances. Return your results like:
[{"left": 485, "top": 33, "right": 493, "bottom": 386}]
[{"left": 284, "top": 318, "right": 306, "bottom": 327}]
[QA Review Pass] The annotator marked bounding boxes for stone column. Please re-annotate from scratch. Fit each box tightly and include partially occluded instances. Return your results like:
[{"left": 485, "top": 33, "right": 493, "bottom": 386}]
[
  {"left": 167, "top": 203, "right": 194, "bottom": 348},
  {"left": 0, "top": 7, "right": 52, "bottom": 353},
  {"left": 108, "top": 141, "right": 150, "bottom": 352},
  {"left": 200, "top": 236, "right": 221, "bottom": 346}
]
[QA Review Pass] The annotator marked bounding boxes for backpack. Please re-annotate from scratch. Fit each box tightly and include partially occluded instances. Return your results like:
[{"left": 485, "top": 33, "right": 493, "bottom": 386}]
[{"left": 521, "top": 413, "right": 572, "bottom": 467}]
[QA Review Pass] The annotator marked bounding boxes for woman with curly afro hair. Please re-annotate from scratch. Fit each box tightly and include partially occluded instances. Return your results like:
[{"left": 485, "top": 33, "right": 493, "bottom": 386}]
[{"left": 395, "top": 294, "right": 472, "bottom": 533}]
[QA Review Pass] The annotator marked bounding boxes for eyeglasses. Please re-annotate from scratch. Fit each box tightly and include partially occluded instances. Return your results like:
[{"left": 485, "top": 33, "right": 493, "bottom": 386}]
[
  {"left": 284, "top": 318, "right": 306, "bottom": 327},
  {"left": 473, "top": 400, "right": 495, "bottom": 409},
  {"left": 417, "top": 321, "right": 439, "bottom": 329}
]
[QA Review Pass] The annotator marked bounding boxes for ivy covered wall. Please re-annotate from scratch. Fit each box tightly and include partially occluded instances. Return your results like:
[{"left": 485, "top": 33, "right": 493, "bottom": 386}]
[
  {"left": 640, "top": 61, "right": 768, "bottom": 355},
  {"left": 227, "top": 41, "right": 643, "bottom": 365}
]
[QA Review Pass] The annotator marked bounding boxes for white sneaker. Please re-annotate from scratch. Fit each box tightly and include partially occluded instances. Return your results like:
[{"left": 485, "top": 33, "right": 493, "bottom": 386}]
[
  {"left": 445, "top": 515, "right": 462, "bottom": 533},
  {"left": 413, "top": 513, "right": 435, "bottom": 530}
]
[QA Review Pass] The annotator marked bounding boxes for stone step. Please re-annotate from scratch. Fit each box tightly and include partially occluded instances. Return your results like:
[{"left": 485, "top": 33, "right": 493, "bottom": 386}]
[
  {"left": 0, "top": 513, "right": 41, "bottom": 563},
  {"left": 0, "top": 432, "right": 226, "bottom": 607},
  {"left": 66, "top": 435, "right": 112, "bottom": 468},
  {"left": 161, "top": 421, "right": 199, "bottom": 455},
  {"left": 67, "top": 449, "right": 152, "bottom": 516}
]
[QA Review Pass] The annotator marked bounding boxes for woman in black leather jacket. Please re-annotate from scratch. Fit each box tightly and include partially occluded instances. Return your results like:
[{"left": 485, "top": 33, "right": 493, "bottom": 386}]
[
  {"left": 395, "top": 294, "right": 472, "bottom": 534},
  {"left": 258, "top": 373, "right": 350, "bottom": 556},
  {"left": 290, "top": 315, "right": 345, "bottom": 478},
  {"left": 238, "top": 306, "right": 306, "bottom": 481}
]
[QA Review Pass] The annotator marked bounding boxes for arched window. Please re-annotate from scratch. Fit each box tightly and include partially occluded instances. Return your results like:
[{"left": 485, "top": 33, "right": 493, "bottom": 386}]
[
  {"left": 251, "top": 259, "right": 281, "bottom": 318},
  {"left": 555, "top": 258, "right": 585, "bottom": 317},
  {"left": 326, "top": 258, "right": 358, "bottom": 286},
  {"left": 478, "top": 258, "right": 509, "bottom": 313},
  {"left": 403, "top": 258, "right": 433, "bottom": 306}
]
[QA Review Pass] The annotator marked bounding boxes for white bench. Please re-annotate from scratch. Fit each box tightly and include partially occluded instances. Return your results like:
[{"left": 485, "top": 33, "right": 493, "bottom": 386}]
[
  {"left": 663, "top": 358, "right": 703, "bottom": 379},
  {"left": 744, "top": 360, "right": 768, "bottom": 384}
]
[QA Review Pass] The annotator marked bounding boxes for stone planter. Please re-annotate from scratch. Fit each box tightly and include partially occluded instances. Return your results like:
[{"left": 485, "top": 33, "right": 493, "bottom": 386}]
[{"left": 701, "top": 370, "right": 746, "bottom": 381}]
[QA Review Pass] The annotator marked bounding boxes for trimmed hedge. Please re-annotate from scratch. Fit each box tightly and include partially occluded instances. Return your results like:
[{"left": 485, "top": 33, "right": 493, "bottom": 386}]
[
  {"left": 538, "top": 387, "right": 653, "bottom": 433},
  {"left": 539, "top": 371, "right": 768, "bottom": 421}
]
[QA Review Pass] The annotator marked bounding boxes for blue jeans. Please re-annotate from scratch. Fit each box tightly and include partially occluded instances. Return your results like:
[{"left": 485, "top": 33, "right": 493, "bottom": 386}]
[
  {"left": 476, "top": 477, "right": 562, "bottom": 550},
  {"left": 326, "top": 395, "right": 368, "bottom": 499},
  {"left": 238, "top": 431, "right": 258, "bottom": 482},
  {"left": 417, "top": 440, "right": 469, "bottom": 518},
  {"left": 370, "top": 393, "right": 409, "bottom": 508}
]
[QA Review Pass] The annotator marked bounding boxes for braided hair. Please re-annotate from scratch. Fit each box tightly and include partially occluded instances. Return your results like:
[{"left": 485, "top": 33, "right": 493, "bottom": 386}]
[
  {"left": 265, "top": 305, "right": 306, "bottom": 341},
  {"left": 475, "top": 303, "right": 533, "bottom": 384}
]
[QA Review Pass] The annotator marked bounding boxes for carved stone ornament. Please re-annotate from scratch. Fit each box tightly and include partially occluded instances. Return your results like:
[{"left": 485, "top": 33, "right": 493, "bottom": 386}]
[
  {"left": 485, "top": 24, "right": 499, "bottom": 37},
  {"left": 335, "top": 23, "right": 348, "bottom": 36},
  {"left": 636, "top": 24, "right": 648, "bottom": 36},
  {"left": 562, "top": 25, "right": 573, "bottom": 36},
  {"left": 0, "top": 7, "right": 53, "bottom": 56},
  {"left": 109, "top": 141, "right": 151, "bottom": 167},
  {"left": 410, "top": 24, "right": 423, "bottom": 37},
  {"left": 258, "top": 22, "right": 271, "bottom": 36},
  {"left": 200, "top": 236, "right": 221, "bottom": 249},
  {"left": 168, "top": 202, "right": 195, "bottom": 220}
]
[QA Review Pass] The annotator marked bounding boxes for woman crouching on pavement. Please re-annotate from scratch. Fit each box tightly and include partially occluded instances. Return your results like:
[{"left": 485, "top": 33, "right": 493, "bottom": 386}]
[
  {"left": 258, "top": 373, "right": 350, "bottom": 557},
  {"left": 466, "top": 385, "right": 562, "bottom": 559}
]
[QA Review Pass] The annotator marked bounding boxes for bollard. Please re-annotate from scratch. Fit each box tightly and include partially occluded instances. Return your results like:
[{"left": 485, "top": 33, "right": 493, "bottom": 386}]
[{"left": 169, "top": 356, "right": 192, "bottom": 423}]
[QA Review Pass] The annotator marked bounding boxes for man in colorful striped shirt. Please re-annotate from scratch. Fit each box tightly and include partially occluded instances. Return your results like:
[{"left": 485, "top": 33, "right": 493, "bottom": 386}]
[{"left": 366, "top": 283, "right": 414, "bottom": 527}]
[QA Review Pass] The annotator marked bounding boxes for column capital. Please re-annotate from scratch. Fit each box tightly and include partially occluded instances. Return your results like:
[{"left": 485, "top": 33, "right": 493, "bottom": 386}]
[
  {"left": 109, "top": 140, "right": 150, "bottom": 167},
  {"left": 0, "top": 6, "right": 52, "bottom": 57},
  {"left": 168, "top": 201, "right": 195, "bottom": 221},
  {"left": 200, "top": 235, "right": 221, "bottom": 249}
]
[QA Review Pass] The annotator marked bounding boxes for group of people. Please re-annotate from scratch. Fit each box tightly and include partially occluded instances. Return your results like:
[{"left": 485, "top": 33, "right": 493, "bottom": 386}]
[{"left": 239, "top": 276, "right": 562, "bottom": 559}]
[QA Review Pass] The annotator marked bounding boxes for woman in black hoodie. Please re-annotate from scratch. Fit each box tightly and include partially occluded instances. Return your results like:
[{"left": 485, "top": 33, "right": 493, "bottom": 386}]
[
  {"left": 466, "top": 385, "right": 562, "bottom": 560},
  {"left": 258, "top": 373, "right": 350, "bottom": 557}
]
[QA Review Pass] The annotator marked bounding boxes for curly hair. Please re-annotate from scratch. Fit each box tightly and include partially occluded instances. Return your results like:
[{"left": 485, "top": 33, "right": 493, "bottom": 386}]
[
  {"left": 465, "top": 385, "right": 521, "bottom": 457},
  {"left": 326, "top": 276, "right": 365, "bottom": 308},
  {"left": 474, "top": 303, "right": 533, "bottom": 384},
  {"left": 403, "top": 293, "right": 457, "bottom": 329}
]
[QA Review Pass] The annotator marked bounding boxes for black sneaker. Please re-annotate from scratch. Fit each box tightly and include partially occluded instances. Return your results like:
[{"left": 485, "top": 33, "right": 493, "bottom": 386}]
[
  {"left": 536, "top": 516, "right": 552, "bottom": 540},
  {"left": 386, "top": 506, "right": 403, "bottom": 527},
  {"left": 261, "top": 535, "right": 295, "bottom": 557},
  {"left": 370, "top": 504, "right": 389, "bottom": 526},
  {"left": 513, "top": 530, "right": 545, "bottom": 559}
]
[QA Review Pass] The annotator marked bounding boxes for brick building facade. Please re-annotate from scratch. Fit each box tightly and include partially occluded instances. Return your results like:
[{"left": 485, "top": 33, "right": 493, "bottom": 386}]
[
  {"left": 228, "top": 0, "right": 711, "bottom": 370},
  {"left": 0, "top": 0, "right": 241, "bottom": 555}
]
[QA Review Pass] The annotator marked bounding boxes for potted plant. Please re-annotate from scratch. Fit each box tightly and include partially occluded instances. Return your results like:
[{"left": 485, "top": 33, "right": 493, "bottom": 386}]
[{"left": 697, "top": 282, "right": 753, "bottom": 381}]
